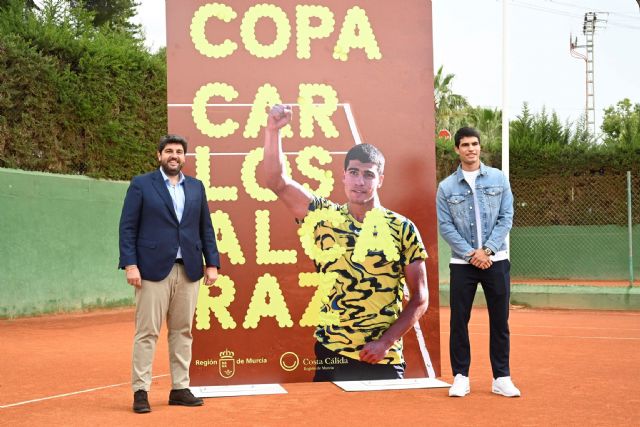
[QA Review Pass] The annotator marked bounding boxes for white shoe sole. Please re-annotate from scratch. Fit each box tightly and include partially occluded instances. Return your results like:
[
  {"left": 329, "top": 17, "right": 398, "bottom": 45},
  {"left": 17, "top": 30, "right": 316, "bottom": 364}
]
[
  {"left": 449, "top": 388, "right": 470, "bottom": 397},
  {"left": 492, "top": 388, "right": 520, "bottom": 397}
]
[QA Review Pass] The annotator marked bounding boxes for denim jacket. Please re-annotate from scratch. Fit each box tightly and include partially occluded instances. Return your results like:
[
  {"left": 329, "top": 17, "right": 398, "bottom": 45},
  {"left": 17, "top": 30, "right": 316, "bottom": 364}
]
[{"left": 436, "top": 162, "right": 513, "bottom": 260}]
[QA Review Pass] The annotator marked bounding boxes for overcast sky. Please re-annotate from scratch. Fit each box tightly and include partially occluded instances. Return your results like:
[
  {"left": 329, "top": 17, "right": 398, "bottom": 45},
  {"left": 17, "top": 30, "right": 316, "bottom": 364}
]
[{"left": 132, "top": 0, "right": 640, "bottom": 132}]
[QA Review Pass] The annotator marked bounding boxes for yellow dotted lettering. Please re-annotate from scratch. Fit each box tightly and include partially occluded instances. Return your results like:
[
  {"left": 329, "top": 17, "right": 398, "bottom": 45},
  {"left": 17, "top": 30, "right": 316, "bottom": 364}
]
[
  {"left": 298, "top": 272, "right": 340, "bottom": 326},
  {"left": 297, "top": 208, "right": 346, "bottom": 263},
  {"left": 296, "top": 5, "right": 335, "bottom": 59},
  {"left": 243, "top": 274, "right": 294, "bottom": 328},
  {"left": 255, "top": 210, "right": 297, "bottom": 265},
  {"left": 240, "top": 4, "right": 291, "bottom": 59},
  {"left": 195, "top": 146, "right": 238, "bottom": 201},
  {"left": 190, "top": 3, "right": 238, "bottom": 58},
  {"left": 195, "top": 275, "right": 237, "bottom": 330},
  {"left": 333, "top": 6, "right": 382, "bottom": 62},
  {"left": 192, "top": 82, "right": 239, "bottom": 138},
  {"left": 298, "top": 84, "right": 339, "bottom": 138},
  {"left": 352, "top": 208, "right": 399, "bottom": 263},
  {"left": 296, "top": 145, "right": 334, "bottom": 197},
  {"left": 243, "top": 83, "right": 293, "bottom": 138},
  {"left": 211, "top": 210, "right": 245, "bottom": 265},
  {"left": 240, "top": 147, "right": 292, "bottom": 202}
]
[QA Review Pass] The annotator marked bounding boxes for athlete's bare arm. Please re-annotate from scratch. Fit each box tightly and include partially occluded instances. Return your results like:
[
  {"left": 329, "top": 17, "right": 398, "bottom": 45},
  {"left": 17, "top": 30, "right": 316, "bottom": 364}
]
[{"left": 263, "top": 104, "right": 314, "bottom": 219}]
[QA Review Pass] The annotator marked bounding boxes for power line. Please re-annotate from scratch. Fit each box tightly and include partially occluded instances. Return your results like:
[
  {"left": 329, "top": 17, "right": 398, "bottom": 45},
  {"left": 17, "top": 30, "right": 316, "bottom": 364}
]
[
  {"left": 511, "top": 0, "right": 640, "bottom": 30},
  {"left": 511, "top": 1, "right": 584, "bottom": 18},
  {"left": 546, "top": 0, "right": 640, "bottom": 20},
  {"left": 606, "top": 19, "right": 640, "bottom": 30}
]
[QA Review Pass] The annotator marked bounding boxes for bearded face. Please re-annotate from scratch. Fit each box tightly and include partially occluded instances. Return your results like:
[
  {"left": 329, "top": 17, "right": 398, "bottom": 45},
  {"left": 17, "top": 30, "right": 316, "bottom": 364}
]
[{"left": 157, "top": 143, "right": 185, "bottom": 176}]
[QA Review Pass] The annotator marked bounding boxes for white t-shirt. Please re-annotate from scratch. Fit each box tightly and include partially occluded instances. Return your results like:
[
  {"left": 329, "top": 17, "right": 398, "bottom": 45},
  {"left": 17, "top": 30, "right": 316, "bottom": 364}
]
[{"left": 462, "top": 169, "right": 482, "bottom": 250}]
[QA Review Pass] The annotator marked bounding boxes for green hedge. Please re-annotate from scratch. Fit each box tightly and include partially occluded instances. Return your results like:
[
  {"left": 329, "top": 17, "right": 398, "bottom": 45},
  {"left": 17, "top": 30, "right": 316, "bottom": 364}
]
[
  {"left": 0, "top": 1, "right": 166, "bottom": 180},
  {"left": 0, "top": 2, "right": 638, "bottom": 184},
  {"left": 436, "top": 137, "right": 639, "bottom": 182}
]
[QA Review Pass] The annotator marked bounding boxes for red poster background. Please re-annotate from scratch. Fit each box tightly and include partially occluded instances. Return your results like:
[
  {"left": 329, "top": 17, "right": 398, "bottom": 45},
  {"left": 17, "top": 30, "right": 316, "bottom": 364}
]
[{"left": 166, "top": 0, "right": 439, "bottom": 385}]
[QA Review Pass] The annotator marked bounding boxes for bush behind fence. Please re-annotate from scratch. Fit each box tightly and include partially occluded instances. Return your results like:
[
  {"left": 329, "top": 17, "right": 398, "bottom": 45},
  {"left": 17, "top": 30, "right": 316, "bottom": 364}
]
[{"left": 510, "top": 173, "right": 639, "bottom": 282}]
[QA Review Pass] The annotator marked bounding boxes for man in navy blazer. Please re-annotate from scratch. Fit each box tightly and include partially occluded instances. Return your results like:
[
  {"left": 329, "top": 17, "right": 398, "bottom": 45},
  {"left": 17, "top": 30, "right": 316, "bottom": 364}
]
[{"left": 119, "top": 134, "right": 220, "bottom": 413}]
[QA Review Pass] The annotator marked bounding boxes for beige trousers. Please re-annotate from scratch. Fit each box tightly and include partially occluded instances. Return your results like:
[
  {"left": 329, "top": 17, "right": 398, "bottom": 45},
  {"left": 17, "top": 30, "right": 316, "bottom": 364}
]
[{"left": 131, "top": 263, "right": 199, "bottom": 392}]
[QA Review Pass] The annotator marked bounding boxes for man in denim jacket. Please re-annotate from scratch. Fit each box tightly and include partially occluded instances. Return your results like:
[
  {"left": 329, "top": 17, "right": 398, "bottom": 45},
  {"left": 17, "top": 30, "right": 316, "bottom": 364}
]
[{"left": 436, "top": 127, "right": 521, "bottom": 398}]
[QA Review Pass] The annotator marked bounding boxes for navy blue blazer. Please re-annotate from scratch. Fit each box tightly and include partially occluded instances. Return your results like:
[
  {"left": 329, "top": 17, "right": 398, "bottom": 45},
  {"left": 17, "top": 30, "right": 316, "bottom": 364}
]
[{"left": 118, "top": 169, "right": 220, "bottom": 282}]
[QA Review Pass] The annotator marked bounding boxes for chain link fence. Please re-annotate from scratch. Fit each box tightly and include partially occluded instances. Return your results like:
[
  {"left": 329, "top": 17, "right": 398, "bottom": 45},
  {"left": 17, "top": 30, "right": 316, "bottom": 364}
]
[{"left": 510, "top": 172, "right": 639, "bottom": 284}]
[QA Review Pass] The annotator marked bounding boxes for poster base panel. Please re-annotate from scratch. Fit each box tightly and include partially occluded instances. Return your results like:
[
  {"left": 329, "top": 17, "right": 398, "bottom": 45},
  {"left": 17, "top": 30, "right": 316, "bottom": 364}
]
[
  {"left": 191, "top": 384, "right": 287, "bottom": 398},
  {"left": 333, "top": 378, "right": 450, "bottom": 392}
]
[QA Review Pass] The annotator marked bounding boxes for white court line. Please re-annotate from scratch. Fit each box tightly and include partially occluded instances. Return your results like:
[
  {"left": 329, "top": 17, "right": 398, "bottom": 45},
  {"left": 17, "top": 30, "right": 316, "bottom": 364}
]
[
  {"left": 342, "top": 103, "right": 362, "bottom": 145},
  {"left": 464, "top": 332, "right": 640, "bottom": 340},
  {"left": 510, "top": 333, "right": 640, "bottom": 340},
  {"left": 0, "top": 374, "right": 170, "bottom": 409},
  {"left": 514, "top": 325, "right": 640, "bottom": 331},
  {"left": 468, "top": 323, "right": 640, "bottom": 332},
  {"left": 170, "top": 101, "right": 363, "bottom": 150},
  {"left": 170, "top": 103, "right": 254, "bottom": 107},
  {"left": 167, "top": 103, "right": 350, "bottom": 107},
  {"left": 185, "top": 151, "right": 348, "bottom": 157}
]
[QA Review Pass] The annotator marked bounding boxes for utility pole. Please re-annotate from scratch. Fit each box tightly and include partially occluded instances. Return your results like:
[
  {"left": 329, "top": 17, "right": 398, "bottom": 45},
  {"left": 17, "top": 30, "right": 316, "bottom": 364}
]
[
  {"left": 502, "top": 0, "right": 510, "bottom": 255},
  {"left": 569, "top": 12, "right": 607, "bottom": 137}
]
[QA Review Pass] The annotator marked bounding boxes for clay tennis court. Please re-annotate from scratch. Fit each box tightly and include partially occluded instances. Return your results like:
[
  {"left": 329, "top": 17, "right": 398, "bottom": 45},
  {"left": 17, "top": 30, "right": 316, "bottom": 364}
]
[{"left": 1, "top": 306, "right": 638, "bottom": 426}]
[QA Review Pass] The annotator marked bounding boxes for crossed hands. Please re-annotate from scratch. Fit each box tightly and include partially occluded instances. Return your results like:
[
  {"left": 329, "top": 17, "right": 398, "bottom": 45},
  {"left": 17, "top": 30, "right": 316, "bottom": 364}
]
[{"left": 468, "top": 248, "right": 492, "bottom": 270}]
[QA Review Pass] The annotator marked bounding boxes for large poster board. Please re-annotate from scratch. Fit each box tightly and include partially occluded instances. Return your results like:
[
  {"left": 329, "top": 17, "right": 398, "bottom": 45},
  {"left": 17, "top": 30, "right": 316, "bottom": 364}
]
[{"left": 166, "top": 0, "right": 439, "bottom": 385}]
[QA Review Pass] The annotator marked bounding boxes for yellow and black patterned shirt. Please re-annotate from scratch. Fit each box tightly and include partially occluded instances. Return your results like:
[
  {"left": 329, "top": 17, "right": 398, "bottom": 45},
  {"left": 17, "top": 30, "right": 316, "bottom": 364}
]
[{"left": 307, "top": 197, "right": 427, "bottom": 364}]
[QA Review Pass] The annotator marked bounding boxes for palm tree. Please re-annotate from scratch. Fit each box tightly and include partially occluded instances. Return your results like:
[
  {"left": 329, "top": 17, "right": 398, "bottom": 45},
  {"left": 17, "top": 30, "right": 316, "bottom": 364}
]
[
  {"left": 467, "top": 106, "right": 502, "bottom": 144},
  {"left": 434, "top": 65, "right": 469, "bottom": 132}
]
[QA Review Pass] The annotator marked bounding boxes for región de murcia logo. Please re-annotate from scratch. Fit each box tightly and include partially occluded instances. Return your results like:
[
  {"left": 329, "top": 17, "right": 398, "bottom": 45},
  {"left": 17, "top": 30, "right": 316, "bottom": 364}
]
[{"left": 219, "top": 349, "right": 235, "bottom": 378}]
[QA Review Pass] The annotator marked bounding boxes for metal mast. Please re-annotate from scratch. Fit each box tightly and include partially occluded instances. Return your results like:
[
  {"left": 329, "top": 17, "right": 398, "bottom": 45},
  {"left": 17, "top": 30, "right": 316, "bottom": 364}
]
[{"left": 570, "top": 12, "right": 607, "bottom": 137}]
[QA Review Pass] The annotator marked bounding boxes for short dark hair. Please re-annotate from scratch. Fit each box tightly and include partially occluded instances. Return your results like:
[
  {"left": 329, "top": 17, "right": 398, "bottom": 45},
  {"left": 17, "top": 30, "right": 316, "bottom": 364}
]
[
  {"left": 454, "top": 127, "right": 481, "bottom": 147},
  {"left": 344, "top": 143, "right": 385, "bottom": 174},
  {"left": 158, "top": 134, "right": 188, "bottom": 153}
]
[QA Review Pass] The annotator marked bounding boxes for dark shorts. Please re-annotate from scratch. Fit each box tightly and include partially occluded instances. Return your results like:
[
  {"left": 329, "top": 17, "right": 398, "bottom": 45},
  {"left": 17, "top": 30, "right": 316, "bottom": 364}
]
[{"left": 312, "top": 341, "right": 405, "bottom": 382}]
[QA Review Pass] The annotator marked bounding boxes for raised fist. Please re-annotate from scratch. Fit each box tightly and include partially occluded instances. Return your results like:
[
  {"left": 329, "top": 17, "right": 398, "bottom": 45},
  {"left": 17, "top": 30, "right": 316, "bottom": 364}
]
[{"left": 267, "top": 104, "right": 292, "bottom": 131}]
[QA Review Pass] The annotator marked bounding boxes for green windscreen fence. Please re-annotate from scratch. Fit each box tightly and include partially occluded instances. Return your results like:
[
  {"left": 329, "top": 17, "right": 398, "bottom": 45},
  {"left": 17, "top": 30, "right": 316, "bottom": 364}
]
[
  {"left": 0, "top": 168, "right": 131, "bottom": 317},
  {"left": 439, "top": 173, "right": 639, "bottom": 283},
  {"left": 2, "top": 169, "right": 638, "bottom": 317}
]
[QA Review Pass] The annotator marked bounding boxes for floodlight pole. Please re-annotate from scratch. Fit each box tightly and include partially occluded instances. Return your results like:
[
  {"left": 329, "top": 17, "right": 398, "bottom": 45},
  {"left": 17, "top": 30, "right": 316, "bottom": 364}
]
[
  {"left": 502, "top": 0, "right": 510, "bottom": 254},
  {"left": 501, "top": 0, "right": 509, "bottom": 180}
]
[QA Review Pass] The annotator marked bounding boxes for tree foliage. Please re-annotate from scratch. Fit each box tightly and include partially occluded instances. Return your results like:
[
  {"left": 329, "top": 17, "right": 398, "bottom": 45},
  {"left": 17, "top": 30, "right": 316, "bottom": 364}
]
[
  {"left": 0, "top": 19, "right": 637, "bottom": 184},
  {"left": 433, "top": 64, "right": 638, "bottom": 180},
  {"left": 0, "top": 0, "right": 165, "bottom": 179},
  {"left": 0, "top": 0, "right": 38, "bottom": 9},
  {"left": 434, "top": 65, "right": 469, "bottom": 132},
  {"left": 601, "top": 99, "right": 640, "bottom": 147},
  {"left": 70, "top": 0, "right": 140, "bottom": 35}
]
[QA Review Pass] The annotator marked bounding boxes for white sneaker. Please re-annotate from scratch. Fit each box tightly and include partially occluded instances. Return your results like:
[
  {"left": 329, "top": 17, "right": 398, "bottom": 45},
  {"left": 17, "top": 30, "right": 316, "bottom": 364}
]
[
  {"left": 492, "top": 376, "right": 521, "bottom": 397},
  {"left": 448, "top": 374, "right": 470, "bottom": 397}
]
